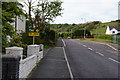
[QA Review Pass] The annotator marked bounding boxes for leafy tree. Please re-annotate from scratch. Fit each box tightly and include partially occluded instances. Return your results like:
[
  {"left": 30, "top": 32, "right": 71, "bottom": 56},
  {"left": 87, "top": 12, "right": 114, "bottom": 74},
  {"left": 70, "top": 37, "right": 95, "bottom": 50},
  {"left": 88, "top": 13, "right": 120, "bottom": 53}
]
[
  {"left": 33, "top": 0, "right": 63, "bottom": 30},
  {"left": 2, "top": 2, "right": 25, "bottom": 52}
]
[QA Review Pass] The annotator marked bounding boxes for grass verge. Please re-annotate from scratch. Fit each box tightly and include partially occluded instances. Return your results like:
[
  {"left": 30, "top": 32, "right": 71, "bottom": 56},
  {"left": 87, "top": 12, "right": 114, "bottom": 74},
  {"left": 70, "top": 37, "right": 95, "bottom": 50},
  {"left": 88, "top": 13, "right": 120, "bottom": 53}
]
[{"left": 79, "top": 38, "right": 113, "bottom": 43}]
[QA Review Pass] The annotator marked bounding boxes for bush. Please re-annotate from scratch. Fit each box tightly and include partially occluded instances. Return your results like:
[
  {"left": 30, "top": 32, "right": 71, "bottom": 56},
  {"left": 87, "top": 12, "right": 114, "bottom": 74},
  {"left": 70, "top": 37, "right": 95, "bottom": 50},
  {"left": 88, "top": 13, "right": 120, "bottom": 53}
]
[
  {"left": 8, "top": 34, "right": 27, "bottom": 56},
  {"left": 94, "top": 35, "right": 112, "bottom": 40}
]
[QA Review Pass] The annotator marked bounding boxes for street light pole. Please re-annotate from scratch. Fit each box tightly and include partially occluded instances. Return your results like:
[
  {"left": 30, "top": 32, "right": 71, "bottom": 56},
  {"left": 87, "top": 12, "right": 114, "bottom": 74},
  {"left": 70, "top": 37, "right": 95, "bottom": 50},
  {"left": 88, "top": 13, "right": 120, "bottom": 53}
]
[
  {"left": 81, "top": 18, "right": 86, "bottom": 39},
  {"left": 84, "top": 26, "right": 86, "bottom": 39}
]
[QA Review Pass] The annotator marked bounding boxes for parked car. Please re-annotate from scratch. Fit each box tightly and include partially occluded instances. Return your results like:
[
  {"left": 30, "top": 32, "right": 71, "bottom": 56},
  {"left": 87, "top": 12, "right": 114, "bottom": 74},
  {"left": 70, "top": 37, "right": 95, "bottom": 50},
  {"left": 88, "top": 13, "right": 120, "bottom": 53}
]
[{"left": 67, "top": 37, "right": 71, "bottom": 39}]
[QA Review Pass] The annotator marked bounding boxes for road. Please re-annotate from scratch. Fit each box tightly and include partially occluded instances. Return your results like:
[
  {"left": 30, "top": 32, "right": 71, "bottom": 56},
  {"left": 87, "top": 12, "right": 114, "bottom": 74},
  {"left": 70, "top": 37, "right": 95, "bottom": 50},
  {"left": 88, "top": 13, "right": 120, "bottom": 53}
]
[
  {"left": 62, "top": 39, "right": 119, "bottom": 79},
  {"left": 30, "top": 39, "right": 119, "bottom": 79}
]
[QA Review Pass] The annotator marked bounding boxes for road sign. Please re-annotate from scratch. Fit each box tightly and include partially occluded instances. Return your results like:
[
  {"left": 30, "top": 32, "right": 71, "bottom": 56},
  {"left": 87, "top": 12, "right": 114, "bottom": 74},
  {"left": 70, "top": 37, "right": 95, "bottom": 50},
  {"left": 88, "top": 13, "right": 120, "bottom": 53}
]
[
  {"left": 28, "top": 32, "right": 40, "bottom": 36},
  {"left": 36, "top": 29, "right": 39, "bottom": 32},
  {"left": 29, "top": 29, "right": 34, "bottom": 32}
]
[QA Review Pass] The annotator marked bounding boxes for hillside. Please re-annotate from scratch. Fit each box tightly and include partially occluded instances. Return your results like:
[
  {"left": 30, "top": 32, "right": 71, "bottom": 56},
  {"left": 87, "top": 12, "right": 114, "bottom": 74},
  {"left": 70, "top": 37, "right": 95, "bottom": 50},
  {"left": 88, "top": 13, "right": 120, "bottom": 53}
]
[
  {"left": 91, "top": 21, "right": 119, "bottom": 35},
  {"left": 50, "top": 20, "right": 119, "bottom": 35}
]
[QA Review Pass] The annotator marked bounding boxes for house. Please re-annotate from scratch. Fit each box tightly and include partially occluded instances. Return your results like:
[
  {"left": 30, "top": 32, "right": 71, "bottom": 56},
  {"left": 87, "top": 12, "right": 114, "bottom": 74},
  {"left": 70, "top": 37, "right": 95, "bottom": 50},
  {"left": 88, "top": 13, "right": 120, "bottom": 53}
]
[
  {"left": 105, "top": 26, "right": 120, "bottom": 35},
  {"left": 7, "top": 15, "right": 26, "bottom": 42},
  {"left": 11, "top": 15, "right": 26, "bottom": 33}
]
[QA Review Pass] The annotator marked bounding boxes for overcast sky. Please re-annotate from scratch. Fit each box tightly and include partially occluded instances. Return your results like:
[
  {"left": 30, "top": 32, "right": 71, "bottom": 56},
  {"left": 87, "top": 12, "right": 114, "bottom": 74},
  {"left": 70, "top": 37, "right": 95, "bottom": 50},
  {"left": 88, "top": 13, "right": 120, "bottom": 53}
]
[
  {"left": 53, "top": 0, "right": 119, "bottom": 24},
  {"left": 21, "top": 0, "right": 119, "bottom": 24}
]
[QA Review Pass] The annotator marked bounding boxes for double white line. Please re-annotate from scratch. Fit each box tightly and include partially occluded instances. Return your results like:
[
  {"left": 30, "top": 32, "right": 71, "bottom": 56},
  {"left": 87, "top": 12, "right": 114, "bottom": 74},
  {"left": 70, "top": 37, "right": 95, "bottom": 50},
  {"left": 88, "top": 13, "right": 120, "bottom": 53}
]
[{"left": 62, "top": 39, "right": 74, "bottom": 80}]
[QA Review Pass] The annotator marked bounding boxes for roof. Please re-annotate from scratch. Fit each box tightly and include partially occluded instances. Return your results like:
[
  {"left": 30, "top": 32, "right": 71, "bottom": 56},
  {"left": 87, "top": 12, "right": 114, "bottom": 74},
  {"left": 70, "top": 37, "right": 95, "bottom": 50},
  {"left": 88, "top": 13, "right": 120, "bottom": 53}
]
[{"left": 109, "top": 26, "right": 120, "bottom": 31}]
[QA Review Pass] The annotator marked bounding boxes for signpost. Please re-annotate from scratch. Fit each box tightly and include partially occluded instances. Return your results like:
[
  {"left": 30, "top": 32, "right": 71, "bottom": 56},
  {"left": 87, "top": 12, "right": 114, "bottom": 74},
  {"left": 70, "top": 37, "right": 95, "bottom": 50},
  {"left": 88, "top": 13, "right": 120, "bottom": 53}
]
[{"left": 28, "top": 28, "right": 40, "bottom": 45}]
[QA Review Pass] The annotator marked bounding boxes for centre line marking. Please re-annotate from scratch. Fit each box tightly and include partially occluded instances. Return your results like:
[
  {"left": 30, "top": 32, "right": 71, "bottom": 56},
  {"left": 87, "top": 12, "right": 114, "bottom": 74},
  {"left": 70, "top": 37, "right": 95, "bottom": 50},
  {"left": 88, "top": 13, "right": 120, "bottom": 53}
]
[
  {"left": 88, "top": 48, "right": 93, "bottom": 51},
  {"left": 96, "top": 52, "right": 104, "bottom": 56},
  {"left": 62, "top": 39, "right": 74, "bottom": 80},
  {"left": 83, "top": 45, "right": 87, "bottom": 47},
  {"left": 108, "top": 58, "right": 120, "bottom": 64}
]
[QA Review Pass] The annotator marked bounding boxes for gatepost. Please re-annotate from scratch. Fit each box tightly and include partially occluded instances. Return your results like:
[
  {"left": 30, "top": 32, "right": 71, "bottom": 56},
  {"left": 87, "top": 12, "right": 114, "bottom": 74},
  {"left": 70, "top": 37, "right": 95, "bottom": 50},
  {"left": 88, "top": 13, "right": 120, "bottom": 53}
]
[{"left": 2, "top": 47, "right": 23, "bottom": 79}]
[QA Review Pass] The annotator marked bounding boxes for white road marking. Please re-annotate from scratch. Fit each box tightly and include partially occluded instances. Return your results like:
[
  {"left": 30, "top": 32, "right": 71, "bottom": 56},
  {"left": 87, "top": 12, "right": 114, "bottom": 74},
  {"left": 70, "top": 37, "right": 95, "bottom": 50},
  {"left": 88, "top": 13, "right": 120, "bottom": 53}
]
[
  {"left": 108, "top": 58, "right": 120, "bottom": 64},
  {"left": 96, "top": 52, "right": 104, "bottom": 56},
  {"left": 83, "top": 45, "right": 87, "bottom": 47},
  {"left": 88, "top": 48, "right": 93, "bottom": 51},
  {"left": 62, "top": 39, "right": 66, "bottom": 47},
  {"left": 62, "top": 40, "right": 74, "bottom": 80}
]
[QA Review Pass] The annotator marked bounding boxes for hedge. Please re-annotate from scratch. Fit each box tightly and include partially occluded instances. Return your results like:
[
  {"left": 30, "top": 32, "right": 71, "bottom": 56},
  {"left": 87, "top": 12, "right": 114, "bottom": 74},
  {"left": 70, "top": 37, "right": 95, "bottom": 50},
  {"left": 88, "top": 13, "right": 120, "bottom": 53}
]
[
  {"left": 94, "top": 35, "right": 112, "bottom": 40},
  {"left": 21, "top": 30, "right": 58, "bottom": 45}
]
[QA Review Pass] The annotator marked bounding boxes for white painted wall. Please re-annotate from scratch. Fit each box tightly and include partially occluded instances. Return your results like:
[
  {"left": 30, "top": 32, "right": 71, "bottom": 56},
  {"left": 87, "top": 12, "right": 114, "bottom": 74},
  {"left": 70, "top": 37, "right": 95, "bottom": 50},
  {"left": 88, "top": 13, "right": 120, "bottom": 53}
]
[
  {"left": 19, "top": 55, "right": 37, "bottom": 78},
  {"left": 19, "top": 44, "right": 44, "bottom": 78},
  {"left": 110, "top": 28, "right": 119, "bottom": 34},
  {"left": 105, "top": 26, "right": 111, "bottom": 34},
  {"left": 5, "top": 44, "right": 44, "bottom": 78}
]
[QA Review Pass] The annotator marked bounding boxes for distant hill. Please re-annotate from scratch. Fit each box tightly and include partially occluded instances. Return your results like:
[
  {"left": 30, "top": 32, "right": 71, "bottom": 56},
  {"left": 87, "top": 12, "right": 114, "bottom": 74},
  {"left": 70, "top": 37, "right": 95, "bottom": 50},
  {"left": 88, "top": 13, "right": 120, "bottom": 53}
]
[
  {"left": 50, "top": 20, "right": 119, "bottom": 35},
  {"left": 91, "top": 20, "right": 119, "bottom": 35}
]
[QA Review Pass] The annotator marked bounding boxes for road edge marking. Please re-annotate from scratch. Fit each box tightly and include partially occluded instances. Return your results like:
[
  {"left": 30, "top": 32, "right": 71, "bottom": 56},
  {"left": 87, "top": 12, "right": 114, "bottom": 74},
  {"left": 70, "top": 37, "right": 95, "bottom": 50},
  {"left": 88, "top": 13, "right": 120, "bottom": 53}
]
[
  {"left": 105, "top": 44, "right": 118, "bottom": 51},
  {"left": 62, "top": 39, "right": 66, "bottom": 47},
  {"left": 62, "top": 39, "right": 74, "bottom": 80},
  {"left": 91, "top": 42, "right": 118, "bottom": 51}
]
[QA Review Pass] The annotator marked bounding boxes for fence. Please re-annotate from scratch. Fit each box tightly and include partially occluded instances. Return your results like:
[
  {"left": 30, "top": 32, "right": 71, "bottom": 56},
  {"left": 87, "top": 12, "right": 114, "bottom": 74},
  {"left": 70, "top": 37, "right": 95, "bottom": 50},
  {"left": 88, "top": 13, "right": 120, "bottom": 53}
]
[
  {"left": 113, "top": 35, "right": 120, "bottom": 44},
  {"left": 2, "top": 44, "right": 44, "bottom": 79}
]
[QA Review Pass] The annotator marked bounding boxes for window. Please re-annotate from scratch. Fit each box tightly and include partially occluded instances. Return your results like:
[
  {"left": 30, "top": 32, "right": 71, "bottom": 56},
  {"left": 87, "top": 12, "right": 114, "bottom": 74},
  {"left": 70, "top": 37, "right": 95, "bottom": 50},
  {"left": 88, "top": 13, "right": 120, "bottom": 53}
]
[{"left": 112, "top": 31, "right": 115, "bottom": 33}]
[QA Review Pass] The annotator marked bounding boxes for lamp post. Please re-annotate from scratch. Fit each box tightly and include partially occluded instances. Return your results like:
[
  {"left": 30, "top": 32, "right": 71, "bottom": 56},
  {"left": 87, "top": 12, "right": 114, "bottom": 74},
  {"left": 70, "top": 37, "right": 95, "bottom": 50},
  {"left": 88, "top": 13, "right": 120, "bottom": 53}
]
[{"left": 81, "top": 18, "right": 86, "bottom": 39}]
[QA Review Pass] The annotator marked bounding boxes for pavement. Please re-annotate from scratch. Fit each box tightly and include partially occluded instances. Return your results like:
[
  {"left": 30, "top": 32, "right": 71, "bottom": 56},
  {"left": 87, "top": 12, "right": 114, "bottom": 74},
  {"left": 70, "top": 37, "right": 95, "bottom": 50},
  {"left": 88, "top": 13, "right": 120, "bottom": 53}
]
[{"left": 29, "top": 39, "right": 71, "bottom": 79}]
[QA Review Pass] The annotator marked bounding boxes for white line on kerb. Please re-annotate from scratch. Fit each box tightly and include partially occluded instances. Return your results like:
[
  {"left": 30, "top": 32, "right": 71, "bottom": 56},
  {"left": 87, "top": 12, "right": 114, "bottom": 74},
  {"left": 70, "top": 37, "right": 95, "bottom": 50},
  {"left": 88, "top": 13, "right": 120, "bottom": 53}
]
[
  {"left": 96, "top": 52, "right": 104, "bottom": 56},
  {"left": 62, "top": 39, "right": 66, "bottom": 47},
  {"left": 62, "top": 40, "right": 74, "bottom": 80},
  {"left": 88, "top": 48, "right": 93, "bottom": 51},
  {"left": 108, "top": 58, "right": 120, "bottom": 64}
]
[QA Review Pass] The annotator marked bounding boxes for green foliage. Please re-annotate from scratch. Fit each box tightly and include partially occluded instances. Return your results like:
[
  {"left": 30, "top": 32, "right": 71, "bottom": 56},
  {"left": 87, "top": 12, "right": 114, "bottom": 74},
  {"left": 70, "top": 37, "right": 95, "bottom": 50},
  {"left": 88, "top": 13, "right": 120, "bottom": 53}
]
[
  {"left": 8, "top": 34, "right": 27, "bottom": 55},
  {"left": 94, "top": 35, "right": 113, "bottom": 40},
  {"left": 73, "top": 30, "right": 91, "bottom": 36},
  {"left": 21, "top": 29, "right": 57, "bottom": 45},
  {"left": 2, "top": 2, "right": 25, "bottom": 52},
  {"left": 33, "top": 0, "right": 63, "bottom": 30},
  {"left": 8, "top": 34, "right": 27, "bottom": 47},
  {"left": 59, "top": 32, "right": 72, "bottom": 38}
]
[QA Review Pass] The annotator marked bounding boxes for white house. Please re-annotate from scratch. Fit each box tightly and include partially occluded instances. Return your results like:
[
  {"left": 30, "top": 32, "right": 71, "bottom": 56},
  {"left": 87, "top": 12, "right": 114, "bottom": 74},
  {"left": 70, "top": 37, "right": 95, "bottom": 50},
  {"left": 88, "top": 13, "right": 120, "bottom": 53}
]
[
  {"left": 105, "top": 26, "right": 120, "bottom": 35},
  {"left": 13, "top": 15, "right": 26, "bottom": 33},
  {"left": 7, "top": 15, "right": 26, "bottom": 42}
]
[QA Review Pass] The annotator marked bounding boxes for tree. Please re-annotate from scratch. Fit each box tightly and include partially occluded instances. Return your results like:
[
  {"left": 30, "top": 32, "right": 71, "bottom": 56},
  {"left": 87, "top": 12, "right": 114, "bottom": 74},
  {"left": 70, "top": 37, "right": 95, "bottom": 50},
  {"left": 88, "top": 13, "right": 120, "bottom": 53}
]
[
  {"left": 33, "top": 0, "right": 63, "bottom": 30},
  {"left": 24, "top": 0, "right": 37, "bottom": 28},
  {"left": 73, "top": 29, "right": 91, "bottom": 36},
  {"left": 2, "top": 2, "right": 25, "bottom": 52}
]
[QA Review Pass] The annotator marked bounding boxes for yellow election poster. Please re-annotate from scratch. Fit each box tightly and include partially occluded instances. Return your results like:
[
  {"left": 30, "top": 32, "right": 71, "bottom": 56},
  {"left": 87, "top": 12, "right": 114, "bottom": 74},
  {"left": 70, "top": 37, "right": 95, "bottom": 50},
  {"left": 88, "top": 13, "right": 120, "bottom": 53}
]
[{"left": 28, "top": 32, "right": 40, "bottom": 36}]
